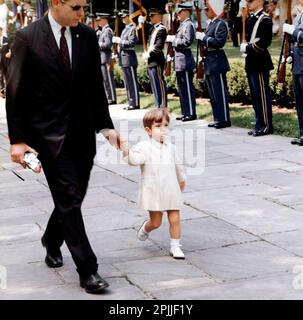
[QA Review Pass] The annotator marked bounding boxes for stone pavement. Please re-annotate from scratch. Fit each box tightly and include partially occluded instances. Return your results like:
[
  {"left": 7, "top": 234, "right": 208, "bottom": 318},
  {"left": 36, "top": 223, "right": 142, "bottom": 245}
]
[{"left": 1, "top": 97, "right": 303, "bottom": 300}]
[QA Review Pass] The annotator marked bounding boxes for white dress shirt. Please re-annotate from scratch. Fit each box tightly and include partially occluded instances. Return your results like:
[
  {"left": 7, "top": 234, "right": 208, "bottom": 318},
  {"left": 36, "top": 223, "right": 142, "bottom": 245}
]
[{"left": 48, "top": 11, "right": 72, "bottom": 65}]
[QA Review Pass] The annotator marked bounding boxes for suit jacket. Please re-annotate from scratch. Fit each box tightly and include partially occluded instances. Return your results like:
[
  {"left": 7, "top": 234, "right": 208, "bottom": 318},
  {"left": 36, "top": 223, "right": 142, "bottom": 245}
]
[
  {"left": 202, "top": 19, "right": 230, "bottom": 75},
  {"left": 172, "top": 18, "right": 196, "bottom": 72},
  {"left": 6, "top": 16, "right": 114, "bottom": 159},
  {"left": 119, "top": 24, "right": 138, "bottom": 68},
  {"left": 96, "top": 25, "right": 114, "bottom": 65},
  {"left": 245, "top": 11, "right": 274, "bottom": 73},
  {"left": 147, "top": 23, "right": 167, "bottom": 68}
]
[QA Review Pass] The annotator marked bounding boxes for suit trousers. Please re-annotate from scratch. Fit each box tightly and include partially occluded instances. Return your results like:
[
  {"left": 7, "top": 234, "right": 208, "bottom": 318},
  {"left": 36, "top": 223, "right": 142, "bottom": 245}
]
[
  {"left": 40, "top": 135, "right": 98, "bottom": 278},
  {"left": 206, "top": 73, "right": 230, "bottom": 123},
  {"left": 176, "top": 70, "right": 196, "bottom": 117},
  {"left": 293, "top": 74, "right": 303, "bottom": 136},
  {"left": 122, "top": 66, "right": 140, "bottom": 108},
  {"left": 148, "top": 65, "right": 167, "bottom": 108},
  {"left": 101, "top": 63, "right": 117, "bottom": 104},
  {"left": 247, "top": 71, "right": 273, "bottom": 133}
]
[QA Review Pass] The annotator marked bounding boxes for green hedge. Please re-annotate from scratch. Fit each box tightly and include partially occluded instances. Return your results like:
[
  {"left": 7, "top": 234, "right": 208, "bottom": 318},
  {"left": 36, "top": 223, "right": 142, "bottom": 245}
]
[{"left": 114, "top": 59, "right": 294, "bottom": 109}]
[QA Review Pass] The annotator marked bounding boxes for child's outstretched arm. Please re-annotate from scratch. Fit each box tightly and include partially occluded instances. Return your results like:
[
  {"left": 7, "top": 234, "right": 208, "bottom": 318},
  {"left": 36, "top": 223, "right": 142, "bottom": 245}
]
[{"left": 122, "top": 141, "right": 146, "bottom": 166}]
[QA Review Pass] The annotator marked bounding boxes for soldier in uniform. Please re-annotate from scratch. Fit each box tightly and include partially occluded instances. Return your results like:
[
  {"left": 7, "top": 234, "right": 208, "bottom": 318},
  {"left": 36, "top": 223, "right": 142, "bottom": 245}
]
[
  {"left": 240, "top": 0, "right": 274, "bottom": 136},
  {"left": 283, "top": 9, "right": 303, "bottom": 145},
  {"left": 113, "top": 9, "right": 140, "bottom": 110},
  {"left": 196, "top": 0, "right": 231, "bottom": 129},
  {"left": 166, "top": 2, "right": 197, "bottom": 121},
  {"left": 143, "top": 8, "right": 168, "bottom": 109},
  {"left": 96, "top": 13, "right": 117, "bottom": 105}
]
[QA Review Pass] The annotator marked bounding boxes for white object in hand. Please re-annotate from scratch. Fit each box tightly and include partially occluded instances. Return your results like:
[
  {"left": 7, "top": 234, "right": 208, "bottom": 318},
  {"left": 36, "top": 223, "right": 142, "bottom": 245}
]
[
  {"left": 23, "top": 152, "right": 41, "bottom": 172},
  {"left": 196, "top": 31, "right": 206, "bottom": 41},
  {"left": 166, "top": 35, "right": 175, "bottom": 43},
  {"left": 283, "top": 23, "right": 295, "bottom": 35}
]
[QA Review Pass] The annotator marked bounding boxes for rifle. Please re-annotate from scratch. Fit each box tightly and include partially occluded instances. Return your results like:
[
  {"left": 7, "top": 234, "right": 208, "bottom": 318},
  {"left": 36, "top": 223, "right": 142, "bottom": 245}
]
[
  {"left": 241, "top": 3, "right": 248, "bottom": 57},
  {"left": 276, "top": 0, "right": 292, "bottom": 84},
  {"left": 194, "top": 1, "right": 204, "bottom": 80},
  {"left": 111, "top": 0, "right": 119, "bottom": 71},
  {"left": 139, "top": 0, "right": 147, "bottom": 52},
  {"left": 165, "top": 2, "right": 175, "bottom": 77}
]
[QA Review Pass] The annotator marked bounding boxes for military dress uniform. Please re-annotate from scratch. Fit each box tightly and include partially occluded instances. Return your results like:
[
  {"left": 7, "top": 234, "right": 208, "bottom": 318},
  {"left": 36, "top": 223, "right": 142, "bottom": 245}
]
[
  {"left": 242, "top": 9, "right": 274, "bottom": 136},
  {"left": 119, "top": 23, "right": 140, "bottom": 110},
  {"left": 201, "top": 18, "right": 231, "bottom": 128},
  {"left": 172, "top": 17, "right": 197, "bottom": 121},
  {"left": 287, "top": 11, "right": 303, "bottom": 145},
  {"left": 96, "top": 22, "right": 117, "bottom": 105},
  {"left": 146, "top": 22, "right": 168, "bottom": 108}
]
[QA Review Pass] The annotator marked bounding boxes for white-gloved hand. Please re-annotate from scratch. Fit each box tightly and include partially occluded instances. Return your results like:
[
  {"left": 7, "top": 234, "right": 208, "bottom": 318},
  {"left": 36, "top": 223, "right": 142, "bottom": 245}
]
[
  {"left": 240, "top": 43, "right": 248, "bottom": 53},
  {"left": 283, "top": 23, "right": 295, "bottom": 35},
  {"left": 112, "top": 36, "right": 121, "bottom": 44},
  {"left": 166, "top": 35, "right": 175, "bottom": 43},
  {"left": 138, "top": 15, "right": 145, "bottom": 24},
  {"left": 143, "top": 51, "right": 150, "bottom": 61},
  {"left": 196, "top": 31, "right": 206, "bottom": 41},
  {"left": 286, "top": 56, "right": 293, "bottom": 64}
]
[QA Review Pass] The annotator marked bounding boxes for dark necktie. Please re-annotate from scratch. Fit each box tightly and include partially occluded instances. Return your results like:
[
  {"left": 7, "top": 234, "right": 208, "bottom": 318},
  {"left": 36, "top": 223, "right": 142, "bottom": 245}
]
[{"left": 60, "top": 27, "right": 71, "bottom": 72}]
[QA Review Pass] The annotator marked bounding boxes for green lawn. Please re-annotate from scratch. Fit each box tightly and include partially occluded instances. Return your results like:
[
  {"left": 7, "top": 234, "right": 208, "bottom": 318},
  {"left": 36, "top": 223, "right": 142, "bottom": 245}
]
[{"left": 117, "top": 38, "right": 299, "bottom": 138}]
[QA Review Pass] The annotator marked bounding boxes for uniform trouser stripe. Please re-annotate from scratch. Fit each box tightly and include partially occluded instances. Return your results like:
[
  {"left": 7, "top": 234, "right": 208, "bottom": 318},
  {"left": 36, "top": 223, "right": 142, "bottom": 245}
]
[
  {"left": 185, "top": 71, "right": 193, "bottom": 116},
  {"left": 122, "top": 68, "right": 130, "bottom": 102},
  {"left": 258, "top": 73, "right": 269, "bottom": 131},
  {"left": 106, "top": 64, "right": 116, "bottom": 102},
  {"left": 131, "top": 66, "right": 139, "bottom": 107},
  {"left": 219, "top": 74, "right": 228, "bottom": 122},
  {"left": 294, "top": 75, "right": 303, "bottom": 136},
  {"left": 157, "top": 66, "right": 166, "bottom": 108}
]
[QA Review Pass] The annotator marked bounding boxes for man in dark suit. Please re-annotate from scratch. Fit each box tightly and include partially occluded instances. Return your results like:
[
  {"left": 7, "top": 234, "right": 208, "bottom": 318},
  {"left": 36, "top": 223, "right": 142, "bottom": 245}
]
[{"left": 6, "top": 0, "right": 121, "bottom": 294}]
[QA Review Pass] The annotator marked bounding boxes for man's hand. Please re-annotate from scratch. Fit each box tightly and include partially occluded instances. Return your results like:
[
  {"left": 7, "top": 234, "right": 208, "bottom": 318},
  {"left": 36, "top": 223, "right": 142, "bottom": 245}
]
[
  {"left": 138, "top": 15, "right": 145, "bottom": 25},
  {"left": 240, "top": 43, "right": 248, "bottom": 53},
  {"left": 166, "top": 35, "right": 176, "bottom": 43},
  {"left": 196, "top": 31, "right": 206, "bottom": 41},
  {"left": 102, "top": 129, "right": 121, "bottom": 150},
  {"left": 120, "top": 139, "right": 129, "bottom": 157},
  {"left": 179, "top": 181, "right": 186, "bottom": 192},
  {"left": 10, "top": 143, "right": 38, "bottom": 168},
  {"left": 283, "top": 23, "right": 295, "bottom": 35},
  {"left": 142, "top": 51, "right": 150, "bottom": 61},
  {"left": 112, "top": 36, "right": 121, "bottom": 44}
]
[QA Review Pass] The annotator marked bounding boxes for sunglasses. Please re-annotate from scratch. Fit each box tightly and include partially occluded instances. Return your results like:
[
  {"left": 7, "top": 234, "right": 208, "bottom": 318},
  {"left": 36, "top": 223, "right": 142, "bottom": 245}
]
[{"left": 60, "top": 0, "right": 89, "bottom": 11}]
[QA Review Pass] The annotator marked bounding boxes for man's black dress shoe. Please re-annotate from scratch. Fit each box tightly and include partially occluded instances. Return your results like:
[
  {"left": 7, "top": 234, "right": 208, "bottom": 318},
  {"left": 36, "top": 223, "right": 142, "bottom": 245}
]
[
  {"left": 109, "top": 101, "right": 117, "bottom": 105},
  {"left": 252, "top": 129, "right": 273, "bottom": 137},
  {"left": 176, "top": 116, "right": 184, "bottom": 121},
  {"left": 214, "top": 121, "right": 231, "bottom": 129},
  {"left": 126, "top": 106, "right": 140, "bottom": 110},
  {"left": 208, "top": 122, "right": 217, "bottom": 128},
  {"left": 80, "top": 273, "right": 109, "bottom": 294},
  {"left": 41, "top": 238, "right": 63, "bottom": 268},
  {"left": 182, "top": 115, "right": 197, "bottom": 122},
  {"left": 291, "top": 137, "right": 303, "bottom": 145}
]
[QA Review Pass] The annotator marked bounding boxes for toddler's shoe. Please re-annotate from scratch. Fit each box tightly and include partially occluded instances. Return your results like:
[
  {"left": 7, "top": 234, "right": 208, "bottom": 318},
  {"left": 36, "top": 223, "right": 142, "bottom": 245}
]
[
  {"left": 137, "top": 221, "right": 149, "bottom": 241},
  {"left": 170, "top": 246, "right": 185, "bottom": 259}
]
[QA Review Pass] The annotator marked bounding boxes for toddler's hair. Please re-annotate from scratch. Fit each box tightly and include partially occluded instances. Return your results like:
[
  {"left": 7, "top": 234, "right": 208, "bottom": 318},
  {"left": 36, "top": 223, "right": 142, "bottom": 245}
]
[{"left": 143, "top": 108, "right": 170, "bottom": 129}]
